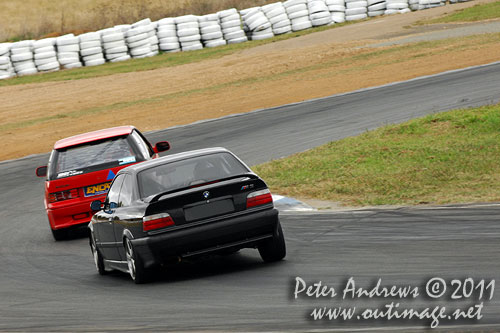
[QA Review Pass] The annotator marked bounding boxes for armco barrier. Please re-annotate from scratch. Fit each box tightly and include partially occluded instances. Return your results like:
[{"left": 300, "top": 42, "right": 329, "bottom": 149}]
[{"left": 0, "top": 0, "right": 473, "bottom": 80}]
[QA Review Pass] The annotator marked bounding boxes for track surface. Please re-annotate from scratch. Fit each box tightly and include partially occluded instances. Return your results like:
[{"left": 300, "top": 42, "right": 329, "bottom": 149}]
[{"left": 1, "top": 63, "right": 500, "bottom": 331}]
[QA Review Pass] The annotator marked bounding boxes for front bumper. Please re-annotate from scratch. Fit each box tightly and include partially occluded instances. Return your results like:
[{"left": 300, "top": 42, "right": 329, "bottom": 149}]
[{"left": 132, "top": 208, "right": 279, "bottom": 268}]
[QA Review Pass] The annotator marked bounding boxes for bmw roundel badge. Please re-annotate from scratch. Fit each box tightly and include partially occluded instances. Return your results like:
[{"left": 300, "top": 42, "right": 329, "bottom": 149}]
[{"left": 203, "top": 191, "right": 210, "bottom": 199}]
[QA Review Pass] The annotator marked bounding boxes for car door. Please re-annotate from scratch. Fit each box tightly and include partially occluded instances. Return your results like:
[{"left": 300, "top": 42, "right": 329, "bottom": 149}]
[
  {"left": 98, "top": 174, "right": 124, "bottom": 260},
  {"left": 113, "top": 173, "right": 137, "bottom": 261}
]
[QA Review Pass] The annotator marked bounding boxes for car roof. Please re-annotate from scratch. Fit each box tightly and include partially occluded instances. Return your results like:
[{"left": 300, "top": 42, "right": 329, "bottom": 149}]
[
  {"left": 119, "top": 147, "right": 232, "bottom": 175},
  {"left": 54, "top": 126, "right": 136, "bottom": 150}
]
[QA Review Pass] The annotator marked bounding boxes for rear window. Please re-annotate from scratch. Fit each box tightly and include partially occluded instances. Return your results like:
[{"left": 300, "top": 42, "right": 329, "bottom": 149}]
[
  {"left": 49, "top": 136, "right": 143, "bottom": 180},
  {"left": 138, "top": 152, "right": 249, "bottom": 198}
]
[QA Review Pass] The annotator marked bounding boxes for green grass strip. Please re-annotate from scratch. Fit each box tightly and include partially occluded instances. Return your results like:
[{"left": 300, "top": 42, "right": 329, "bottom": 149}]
[
  {"left": 254, "top": 104, "right": 500, "bottom": 206},
  {"left": 419, "top": 1, "right": 500, "bottom": 24}
]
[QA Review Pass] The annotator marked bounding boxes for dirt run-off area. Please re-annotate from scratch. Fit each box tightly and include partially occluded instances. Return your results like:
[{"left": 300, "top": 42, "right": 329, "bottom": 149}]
[{"left": 1, "top": 0, "right": 499, "bottom": 161}]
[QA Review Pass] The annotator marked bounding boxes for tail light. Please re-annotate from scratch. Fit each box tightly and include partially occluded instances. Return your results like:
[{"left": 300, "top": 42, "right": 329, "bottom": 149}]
[
  {"left": 143, "top": 213, "right": 175, "bottom": 232},
  {"left": 48, "top": 189, "right": 80, "bottom": 203},
  {"left": 246, "top": 189, "right": 273, "bottom": 208}
]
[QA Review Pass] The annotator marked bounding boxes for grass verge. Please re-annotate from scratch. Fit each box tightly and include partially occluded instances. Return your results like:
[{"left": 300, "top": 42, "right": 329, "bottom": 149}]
[
  {"left": 0, "top": 22, "right": 351, "bottom": 87},
  {"left": 418, "top": 1, "right": 500, "bottom": 24},
  {"left": 253, "top": 104, "right": 500, "bottom": 207}
]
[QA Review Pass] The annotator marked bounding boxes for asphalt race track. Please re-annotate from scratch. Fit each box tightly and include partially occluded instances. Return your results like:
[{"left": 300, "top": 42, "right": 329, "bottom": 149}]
[{"left": 1, "top": 62, "right": 500, "bottom": 332}]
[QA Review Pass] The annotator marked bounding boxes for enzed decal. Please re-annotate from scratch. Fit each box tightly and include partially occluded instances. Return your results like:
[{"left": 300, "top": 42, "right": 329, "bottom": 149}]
[
  {"left": 84, "top": 182, "right": 112, "bottom": 197},
  {"left": 119, "top": 156, "right": 136, "bottom": 165},
  {"left": 57, "top": 170, "right": 83, "bottom": 178}
]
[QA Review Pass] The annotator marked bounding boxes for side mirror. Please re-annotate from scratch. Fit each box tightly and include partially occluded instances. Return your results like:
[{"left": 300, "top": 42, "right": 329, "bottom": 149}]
[
  {"left": 154, "top": 141, "right": 170, "bottom": 153},
  {"left": 90, "top": 200, "right": 102, "bottom": 211},
  {"left": 36, "top": 166, "right": 47, "bottom": 177}
]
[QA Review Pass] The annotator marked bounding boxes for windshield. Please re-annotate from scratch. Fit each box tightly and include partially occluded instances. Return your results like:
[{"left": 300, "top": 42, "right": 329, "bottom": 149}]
[
  {"left": 138, "top": 152, "right": 250, "bottom": 198},
  {"left": 50, "top": 136, "right": 141, "bottom": 180}
]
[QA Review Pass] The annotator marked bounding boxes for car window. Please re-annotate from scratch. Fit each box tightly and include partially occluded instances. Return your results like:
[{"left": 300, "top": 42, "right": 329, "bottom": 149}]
[
  {"left": 138, "top": 152, "right": 250, "bottom": 198},
  {"left": 130, "top": 130, "right": 151, "bottom": 159},
  {"left": 50, "top": 136, "right": 141, "bottom": 180},
  {"left": 119, "top": 174, "right": 134, "bottom": 207},
  {"left": 107, "top": 174, "right": 124, "bottom": 205}
]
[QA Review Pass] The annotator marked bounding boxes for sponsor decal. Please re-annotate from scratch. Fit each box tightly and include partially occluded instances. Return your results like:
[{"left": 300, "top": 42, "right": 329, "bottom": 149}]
[
  {"left": 57, "top": 170, "right": 83, "bottom": 178},
  {"left": 84, "top": 182, "right": 112, "bottom": 197},
  {"left": 119, "top": 156, "right": 136, "bottom": 165}
]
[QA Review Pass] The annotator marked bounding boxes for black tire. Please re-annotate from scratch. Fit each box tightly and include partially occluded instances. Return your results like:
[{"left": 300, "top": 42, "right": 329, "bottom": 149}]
[
  {"left": 51, "top": 228, "right": 68, "bottom": 241},
  {"left": 258, "top": 222, "right": 286, "bottom": 262},
  {"left": 89, "top": 233, "right": 107, "bottom": 275},
  {"left": 125, "top": 238, "right": 149, "bottom": 284}
]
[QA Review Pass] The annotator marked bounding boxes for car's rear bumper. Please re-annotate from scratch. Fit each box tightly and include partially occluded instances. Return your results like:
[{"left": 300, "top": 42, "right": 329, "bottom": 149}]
[
  {"left": 131, "top": 208, "right": 279, "bottom": 268},
  {"left": 47, "top": 195, "right": 105, "bottom": 230}
]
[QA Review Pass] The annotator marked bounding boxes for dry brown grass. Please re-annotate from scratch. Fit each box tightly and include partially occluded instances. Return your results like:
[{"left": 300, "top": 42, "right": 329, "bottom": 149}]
[{"left": 0, "top": 0, "right": 277, "bottom": 42}]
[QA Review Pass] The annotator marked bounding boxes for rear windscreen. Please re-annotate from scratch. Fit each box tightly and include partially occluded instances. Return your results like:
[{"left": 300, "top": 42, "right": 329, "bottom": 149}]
[
  {"left": 138, "top": 152, "right": 250, "bottom": 198},
  {"left": 49, "top": 136, "right": 142, "bottom": 180}
]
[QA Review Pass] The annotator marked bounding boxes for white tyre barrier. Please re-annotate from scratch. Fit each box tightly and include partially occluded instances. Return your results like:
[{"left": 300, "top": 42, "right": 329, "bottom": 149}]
[
  {"left": 242, "top": 8, "right": 275, "bottom": 41},
  {"left": 10, "top": 47, "right": 31, "bottom": 55},
  {"left": 175, "top": 15, "right": 203, "bottom": 52},
  {"left": 56, "top": 35, "right": 82, "bottom": 70},
  {"left": 346, "top": 13, "right": 368, "bottom": 19},
  {"left": 347, "top": 1, "right": 369, "bottom": 8},
  {"left": 369, "top": 2, "right": 387, "bottom": 11},
  {"left": 368, "top": 9, "right": 385, "bottom": 15},
  {"left": 345, "top": 0, "right": 367, "bottom": 21},
  {"left": 0, "top": 43, "right": 16, "bottom": 79},
  {"left": 79, "top": 32, "right": 105, "bottom": 66},
  {"left": 17, "top": 67, "right": 38, "bottom": 76},
  {"left": 157, "top": 19, "right": 181, "bottom": 52},
  {"left": 11, "top": 52, "right": 33, "bottom": 62},
  {"left": 204, "top": 39, "right": 227, "bottom": 48},
  {"left": 285, "top": 0, "right": 312, "bottom": 31},
  {"left": 126, "top": 25, "right": 153, "bottom": 58},
  {"left": 308, "top": 0, "right": 332, "bottom": 26},
  {"left": 34, "top": 51, "right": 57, "bottom": 60},
  {"left": 219, "top": 8, "right": 248, "bottom": 44},
  {"left": 57, "top": 44, "right": 80, "bottom": 53},
  {"left": 346, "top": 7, "right": 368, "bottom": 15}
]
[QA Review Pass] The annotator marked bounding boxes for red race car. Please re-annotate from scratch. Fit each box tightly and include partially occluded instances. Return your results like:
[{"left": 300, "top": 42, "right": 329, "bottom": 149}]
[{"left": 36, "top": 126, "right": 170, "bottom": 241}]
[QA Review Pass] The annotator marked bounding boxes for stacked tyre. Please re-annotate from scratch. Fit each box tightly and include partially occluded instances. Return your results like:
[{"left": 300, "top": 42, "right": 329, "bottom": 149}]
[
  {"left": 0, "top": 44, "right": 15, "bottom": 79},
  {"left": 79, "top": 32, "right": 105, "bottom": 66},
  {"left": 101, "top": 28, "right": 130, "bottom": 63},
  {"left": 125, "top": 25, "right": 153, "bottom": 59},
  {"left": 384, "top": 0, "right": 410, "bottom": 14},
  {"left": 242, "top": 8, "right": 274, "bottom": 41},
  {"left": 308, "top": 0, "right": 332, "bottom": 27},
  {"left": 56, "top": 35, "right": 82, "bottom": 70},
  {"left": 284, "top": 0, "right": 313, "bottom": 32},
  {"left": 262, "top": 2, "right": 292, "bottom": 35},
  {"left": 33, "top": 38, "right": 59, "bottom": 72},
  {"left": 409, "top": 0, "right": 419, "bottom": 10},
  {"left": 345, "top": 0, "right": 368, "bottom": 21},
  {"left": 131, "top": 19, "right": 159, "bottom": 57},
  {"left": 175, "top": 15, "right": 203, "bottom": 52},
  {"left": 10, "top": 40, "right": 38, "bottom": 76},
  {"left": 418, "top": 0, "right": 444, "bottom": 9},
  {"left": 219, "top": 9, "right": 247, "bottom": 44},
  {"left": 199, "top": 14, "right": 226, "bottom": 48},
  {"left": 157, "top": 18, "right": 181, "bottom": 53},
  {"left": 326, "top": 0, "right": 346, "bottom": 23},
  {"left": 368, "top": 0, "right": 386, "bottom": 16}
]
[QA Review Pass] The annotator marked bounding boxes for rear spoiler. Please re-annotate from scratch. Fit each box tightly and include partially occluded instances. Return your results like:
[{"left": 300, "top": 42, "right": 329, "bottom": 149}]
[{"left": 149, "top": 173, "right": 259, "bottom": 203}]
